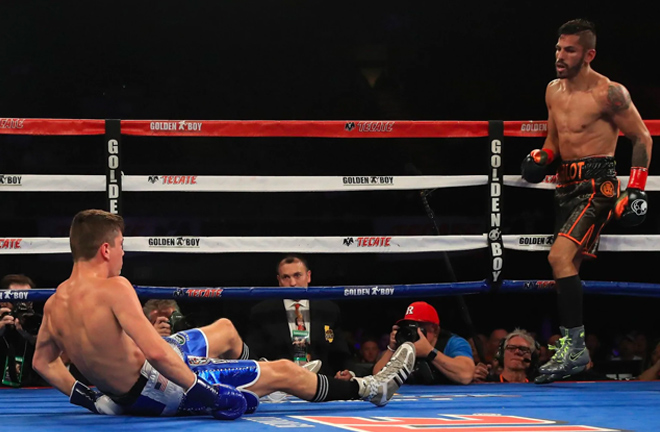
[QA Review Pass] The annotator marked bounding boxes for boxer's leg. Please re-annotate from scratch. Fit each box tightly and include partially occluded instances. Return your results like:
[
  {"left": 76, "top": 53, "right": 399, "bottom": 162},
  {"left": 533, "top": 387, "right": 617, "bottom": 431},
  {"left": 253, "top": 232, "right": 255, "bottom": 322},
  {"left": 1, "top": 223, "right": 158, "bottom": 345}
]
[
  {"left": 245, "top": 342, "right": 415, "bottom": 407},
  {"left": 168, "top": 320, "right": 249, "bottom": 360},
  {"left": 199, "top": 318, "right": 248, "bottom": 359},
  {"left": 537, "top": 237, "right": 589, "bottom": 380}
]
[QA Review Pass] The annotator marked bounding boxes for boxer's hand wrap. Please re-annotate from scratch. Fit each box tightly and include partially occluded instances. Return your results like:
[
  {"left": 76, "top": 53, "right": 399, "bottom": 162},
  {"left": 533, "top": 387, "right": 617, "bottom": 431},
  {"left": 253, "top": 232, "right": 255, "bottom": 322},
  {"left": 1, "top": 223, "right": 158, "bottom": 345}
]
[
  {"left": 627, "top": 167, "right": 648, "bottom": 190},
  {"left": 184, "top": 375, "right": 247, "bottom": 420},
  {"left": 615, "top": 167, "right": 649, "bottom": 227},
  {"left": 521, "top": 149, "right": 554, "bottom": 183},
  {"left": 70, "top": 380, "right": 101, "bottom": 413},
  {"left": 69, "top": 381, "right": 123, "bottom": 415}
]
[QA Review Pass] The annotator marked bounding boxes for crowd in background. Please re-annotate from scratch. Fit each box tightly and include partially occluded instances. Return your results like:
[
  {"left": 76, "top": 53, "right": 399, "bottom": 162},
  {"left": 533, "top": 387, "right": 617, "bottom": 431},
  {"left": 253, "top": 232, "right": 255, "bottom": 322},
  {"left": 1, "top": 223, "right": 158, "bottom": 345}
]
[{"left": 3, "top": 265, "right": 658, "bottom": 389}]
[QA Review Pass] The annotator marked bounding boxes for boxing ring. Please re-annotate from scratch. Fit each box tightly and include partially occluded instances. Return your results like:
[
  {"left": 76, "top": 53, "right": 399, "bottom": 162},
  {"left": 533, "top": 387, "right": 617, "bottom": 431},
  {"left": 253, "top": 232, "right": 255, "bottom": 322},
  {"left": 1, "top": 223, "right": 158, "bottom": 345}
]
[
  {"left": 2, "top": 382, "right": 659, "bottom": 431},
  {"left": 2, "top": 118, "right": 660, "bottom": 431}
]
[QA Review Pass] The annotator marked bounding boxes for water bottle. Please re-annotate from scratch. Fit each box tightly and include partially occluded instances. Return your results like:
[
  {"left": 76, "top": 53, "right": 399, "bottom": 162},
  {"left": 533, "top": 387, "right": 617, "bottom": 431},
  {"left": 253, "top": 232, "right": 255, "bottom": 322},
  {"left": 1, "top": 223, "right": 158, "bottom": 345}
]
[{"left": 292, "top": 329, "right": 309, "bottom": 366}]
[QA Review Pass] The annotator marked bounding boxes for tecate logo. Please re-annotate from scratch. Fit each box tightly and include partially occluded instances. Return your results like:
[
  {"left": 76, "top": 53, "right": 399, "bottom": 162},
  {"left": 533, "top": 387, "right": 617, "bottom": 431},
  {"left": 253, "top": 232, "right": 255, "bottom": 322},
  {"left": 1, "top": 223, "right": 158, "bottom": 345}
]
[
  {"left": 148, "top": 175, "right": 198, "bottom": 185},
  {"left": 0, "top": 118, "right": 25, "bottom": 129},
  {"left": 0, "top": 238, "right": 22, "bottom": 249},
  {"left": 186, "top": 288, "right": 223, "bottom": 298},
  {"left": 343, "top": 237, "right": 392, "bottom": 247},
  {"left": 345, "top": 121, "right": 395, "bottom": 133}
]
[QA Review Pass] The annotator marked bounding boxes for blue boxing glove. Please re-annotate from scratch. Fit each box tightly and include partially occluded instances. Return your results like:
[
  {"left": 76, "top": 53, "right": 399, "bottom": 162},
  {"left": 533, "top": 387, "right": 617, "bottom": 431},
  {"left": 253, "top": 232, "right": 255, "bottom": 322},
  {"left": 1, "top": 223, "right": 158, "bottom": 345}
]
[
  {"left": 69, "top": 381, "right": 124, "bottom": 415},
  {"left": 183, "top": 375, "right": 247, "bottom": 420},
  {"left": 521, "top": 148, "right": 555, "bottom": 183}
]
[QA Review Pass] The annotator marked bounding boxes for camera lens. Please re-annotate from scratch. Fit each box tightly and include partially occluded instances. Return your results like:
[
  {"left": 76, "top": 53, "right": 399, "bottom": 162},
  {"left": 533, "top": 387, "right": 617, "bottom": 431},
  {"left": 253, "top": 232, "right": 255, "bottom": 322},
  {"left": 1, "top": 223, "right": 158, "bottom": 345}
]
[
  {"left": 168, "top": 311, "right": 189, "bottom": 333},
  {"left": 395, "top": 323, "right": 421, "bottom": 346}
]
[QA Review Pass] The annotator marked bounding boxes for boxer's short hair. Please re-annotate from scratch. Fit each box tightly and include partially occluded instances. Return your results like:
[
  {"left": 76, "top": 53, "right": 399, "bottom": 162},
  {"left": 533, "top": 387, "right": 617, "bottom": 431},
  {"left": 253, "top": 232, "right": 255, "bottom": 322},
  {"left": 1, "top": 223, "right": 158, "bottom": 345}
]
[
  {"left": 70, "top": 209, "right": 124, "bottom": 261},
  {"left": 558, "top": 19, "right": 596, "bottom": 50}
]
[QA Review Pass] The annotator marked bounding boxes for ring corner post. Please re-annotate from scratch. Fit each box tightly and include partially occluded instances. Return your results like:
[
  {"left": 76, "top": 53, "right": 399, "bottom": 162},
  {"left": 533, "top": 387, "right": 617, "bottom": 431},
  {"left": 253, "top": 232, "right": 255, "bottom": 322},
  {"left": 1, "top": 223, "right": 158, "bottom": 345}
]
[
  {"left": 487, "top": 120, "right": 505, "bottom": 290},
  {"left": 105, "top": 119, "right": 122, "bottom": 215}
]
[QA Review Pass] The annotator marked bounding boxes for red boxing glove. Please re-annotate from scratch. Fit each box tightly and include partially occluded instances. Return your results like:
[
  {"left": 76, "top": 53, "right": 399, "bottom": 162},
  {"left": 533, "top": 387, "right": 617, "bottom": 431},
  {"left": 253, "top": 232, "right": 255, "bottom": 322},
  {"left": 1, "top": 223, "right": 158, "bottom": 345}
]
[{"left": 530, "top": 148, "right": 555, "bottom": 165}]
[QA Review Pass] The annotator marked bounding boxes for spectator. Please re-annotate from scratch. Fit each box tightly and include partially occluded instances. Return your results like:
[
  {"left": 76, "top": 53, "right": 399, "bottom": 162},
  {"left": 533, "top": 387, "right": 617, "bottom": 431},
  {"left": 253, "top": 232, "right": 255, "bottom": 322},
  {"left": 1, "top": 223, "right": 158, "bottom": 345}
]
[
  {"left": 483, "top": 328, "right": 508, "bottom": 375},
  {"left": 473, "top": 329, "right": 538, "bottom": 383},
  {"left": 633, "top": 332, "right": 649, "bottom": 364},
  {"left": 538, "top": 333, "right": 562, "bottom": 366},
  {"left": 359, "top": 339, "right": 381, "bottom": 364},
  {"left": 246, "top": 255, "right": 351, "bottom": 379},
  {"left": 610, "top": 332, "right": 643, "bottom": 362},
  {"left": 345, "top": 337, "right": 381, "bottom": 378},
  {"left": 374, "top": 301, "right": 474, "bottom": 385},
  {"left": 468, "top": 334, "right": 487, "bottom": 364},
  {"left": 637, "top": 339, "right": 660, "bottom": 381},
  {"left": 0, "top": 274, "right": 45, "bottom": 387},
  {"left": 586, "top": 333, "right": 606, "bottom": 367}
]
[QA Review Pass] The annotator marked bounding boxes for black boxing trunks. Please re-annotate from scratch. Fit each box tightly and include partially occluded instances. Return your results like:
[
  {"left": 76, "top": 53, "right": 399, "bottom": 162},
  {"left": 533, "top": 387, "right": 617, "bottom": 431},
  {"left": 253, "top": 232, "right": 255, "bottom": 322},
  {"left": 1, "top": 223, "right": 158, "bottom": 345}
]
[
  {"left": 554, "top": 156, "right": 620, "bottom": 258},
  {"left": 106, "top": 373, "right": 148, "bottom": 408}
]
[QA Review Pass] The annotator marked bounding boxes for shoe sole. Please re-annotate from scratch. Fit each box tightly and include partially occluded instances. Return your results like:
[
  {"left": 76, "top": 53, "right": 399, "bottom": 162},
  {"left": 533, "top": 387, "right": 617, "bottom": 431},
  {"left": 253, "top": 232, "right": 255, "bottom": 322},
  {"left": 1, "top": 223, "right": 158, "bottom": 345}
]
[
  {"left": 535, "top": 365, "right": 587, "bottom": 384},
  {"left": 371, "top": 342, "right": 415, "bottom": 407},
  {"left": 539, "top": 361, "right": 589, "bottom": 375}
]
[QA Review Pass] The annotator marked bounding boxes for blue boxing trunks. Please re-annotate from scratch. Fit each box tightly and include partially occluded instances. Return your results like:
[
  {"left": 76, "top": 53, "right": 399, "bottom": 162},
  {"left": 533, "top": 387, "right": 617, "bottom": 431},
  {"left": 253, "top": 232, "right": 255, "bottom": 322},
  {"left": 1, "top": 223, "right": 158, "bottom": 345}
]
[{"left": 107, "top": 328, "right": 260, "bottom": 416}]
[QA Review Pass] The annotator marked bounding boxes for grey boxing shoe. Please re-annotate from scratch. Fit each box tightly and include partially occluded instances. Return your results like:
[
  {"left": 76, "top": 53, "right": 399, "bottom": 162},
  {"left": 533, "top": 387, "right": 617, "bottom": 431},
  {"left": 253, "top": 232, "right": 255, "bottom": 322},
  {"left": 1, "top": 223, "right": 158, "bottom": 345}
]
[
  {"left": 537, "top": 326, "right": 590, "bottom": 378},
  {"left": 354, "top": 342, "right": 415, "bottom": 407}
]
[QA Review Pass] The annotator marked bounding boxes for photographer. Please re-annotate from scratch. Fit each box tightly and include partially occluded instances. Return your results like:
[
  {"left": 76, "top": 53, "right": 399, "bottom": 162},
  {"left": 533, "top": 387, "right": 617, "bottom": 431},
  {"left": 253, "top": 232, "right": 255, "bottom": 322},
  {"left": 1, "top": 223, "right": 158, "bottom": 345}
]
[
  {"left": 1, "top": 274, "right": 45, "bottom": 387},
  {"left": 143, "top": 299, "right": 191, "bottom": 337},
  {"left": 374, "top": 301, "right": 474, "bottom": 385}
]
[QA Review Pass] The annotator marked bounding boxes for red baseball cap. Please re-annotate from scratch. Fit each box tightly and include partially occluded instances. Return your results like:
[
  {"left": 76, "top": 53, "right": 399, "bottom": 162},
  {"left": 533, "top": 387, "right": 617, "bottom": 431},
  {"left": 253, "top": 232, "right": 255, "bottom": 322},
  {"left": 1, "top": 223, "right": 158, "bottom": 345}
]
[{"left": 396, "top": 301, "right": 439, "bottom": 325}]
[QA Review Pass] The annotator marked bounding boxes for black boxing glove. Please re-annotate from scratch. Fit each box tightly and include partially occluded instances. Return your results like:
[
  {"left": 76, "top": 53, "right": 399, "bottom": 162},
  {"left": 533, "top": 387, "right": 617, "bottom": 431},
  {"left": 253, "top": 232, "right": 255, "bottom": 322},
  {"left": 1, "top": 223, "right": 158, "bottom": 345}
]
[
  {"left": 521, "top": 148, "right": 555, "bottom": 183},
  {"left": 615, "top": 167, "right": 649, "bottom": 227}
]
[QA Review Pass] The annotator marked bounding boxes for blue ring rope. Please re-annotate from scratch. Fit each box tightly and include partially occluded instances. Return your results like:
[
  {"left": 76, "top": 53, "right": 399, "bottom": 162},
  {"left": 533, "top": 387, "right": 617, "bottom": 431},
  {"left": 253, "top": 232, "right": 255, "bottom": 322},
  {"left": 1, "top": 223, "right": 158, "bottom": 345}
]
[{"left": 5, "top": 279, "right": 660, "bottom": 301}]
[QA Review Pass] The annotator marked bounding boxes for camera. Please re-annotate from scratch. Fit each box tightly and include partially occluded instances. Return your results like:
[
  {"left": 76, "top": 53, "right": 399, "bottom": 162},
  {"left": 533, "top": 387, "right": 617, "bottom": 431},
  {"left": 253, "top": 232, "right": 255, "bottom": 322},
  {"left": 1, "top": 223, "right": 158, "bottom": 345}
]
[
  {"left": 1, "top": 302, "right": 43, "bottom": 335},
  {"left": 167, "top": 310, "right": 191, "bottom": 334},
  {"left": 395, "top": 321, "right": 427, "bottom": 347}
]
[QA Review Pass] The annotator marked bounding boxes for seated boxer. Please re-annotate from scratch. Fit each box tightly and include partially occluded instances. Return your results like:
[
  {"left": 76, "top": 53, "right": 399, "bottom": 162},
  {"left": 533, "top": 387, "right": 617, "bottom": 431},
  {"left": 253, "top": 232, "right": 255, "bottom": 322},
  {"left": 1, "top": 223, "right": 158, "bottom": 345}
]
[
  {"left": 520, "top": 19, "right": 652, "bottom": 384},
  {"left": 33, "top": 209, "right": 415, "bottom": 420}
]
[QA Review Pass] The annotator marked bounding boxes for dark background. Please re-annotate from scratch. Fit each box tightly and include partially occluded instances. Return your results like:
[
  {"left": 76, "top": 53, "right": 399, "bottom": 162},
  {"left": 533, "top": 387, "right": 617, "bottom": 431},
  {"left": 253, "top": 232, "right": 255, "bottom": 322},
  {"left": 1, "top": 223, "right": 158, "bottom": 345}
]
[{"left": 1, "top": 2, "right": 659, "bottom": 351}]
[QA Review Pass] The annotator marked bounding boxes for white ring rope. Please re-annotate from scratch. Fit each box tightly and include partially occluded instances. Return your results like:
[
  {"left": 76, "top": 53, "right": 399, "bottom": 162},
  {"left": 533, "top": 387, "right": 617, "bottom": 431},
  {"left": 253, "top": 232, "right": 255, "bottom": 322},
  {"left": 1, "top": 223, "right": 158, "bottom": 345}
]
[
  {"left": 4, "top": 174, "right": 660, "bottom": 192},
  {"left": 2, "top": 234, "right": 659, "bottom": 255},
  {"left": 1, "top": 174, "right": 486, "bottom": 192},
  {"left": 124, "top": 175, "right": 487, "bottom": 192},
  {"left": 504, "top": 175, "right": 660, "bottom": 190},
  {"left": 0, "top": 175, "right": 106, "bottom": 192}
]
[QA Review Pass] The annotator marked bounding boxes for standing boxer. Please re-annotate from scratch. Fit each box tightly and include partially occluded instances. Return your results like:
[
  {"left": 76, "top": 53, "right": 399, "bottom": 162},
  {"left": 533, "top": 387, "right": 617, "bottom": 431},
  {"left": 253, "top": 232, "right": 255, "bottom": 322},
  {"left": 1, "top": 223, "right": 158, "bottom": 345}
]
[{"left": 521, "top": 19, "right": 652, "bottom": 383}]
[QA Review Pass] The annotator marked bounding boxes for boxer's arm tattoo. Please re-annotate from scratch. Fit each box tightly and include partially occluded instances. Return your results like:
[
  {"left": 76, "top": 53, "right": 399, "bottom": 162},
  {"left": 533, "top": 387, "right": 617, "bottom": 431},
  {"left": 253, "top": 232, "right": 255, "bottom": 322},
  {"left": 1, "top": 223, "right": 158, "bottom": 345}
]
[
  {"left": 631, "top": 137, "right": 650, "bottom": 168},
  {"left": 607, "top": 84, "right": 631, "bottom": 112}
]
